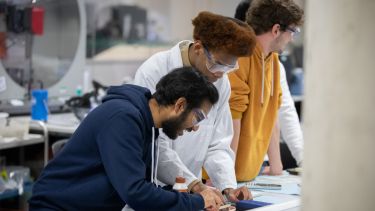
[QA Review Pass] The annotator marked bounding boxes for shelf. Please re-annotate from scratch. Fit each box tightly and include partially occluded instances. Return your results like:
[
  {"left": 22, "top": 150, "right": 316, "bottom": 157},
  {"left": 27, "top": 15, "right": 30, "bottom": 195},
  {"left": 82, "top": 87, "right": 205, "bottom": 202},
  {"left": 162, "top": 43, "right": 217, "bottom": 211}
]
[{"left": 0, "top": 134, "right": 44, "bottom": 150}]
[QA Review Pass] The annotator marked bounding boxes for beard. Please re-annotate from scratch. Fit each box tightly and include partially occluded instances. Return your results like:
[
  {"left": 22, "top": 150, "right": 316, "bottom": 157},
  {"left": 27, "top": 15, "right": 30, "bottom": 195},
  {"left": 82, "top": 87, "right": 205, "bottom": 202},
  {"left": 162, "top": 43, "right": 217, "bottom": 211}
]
[
  {"left": 161, "top": 110, "right": 190, "bottom": 140},
  {"left": 272, "top": 36, "right": 287, "bottom": 54}
]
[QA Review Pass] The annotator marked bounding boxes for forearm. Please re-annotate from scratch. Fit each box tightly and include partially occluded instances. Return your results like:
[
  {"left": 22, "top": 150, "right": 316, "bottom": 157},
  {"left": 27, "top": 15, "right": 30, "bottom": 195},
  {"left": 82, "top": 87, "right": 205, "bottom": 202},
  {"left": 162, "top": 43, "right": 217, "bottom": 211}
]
[
  {"left": 231, "top": 119, "right": 241, "bottom": 156},
  {"left": 267, "top": 120, "right": 283, "bottom": 174}
]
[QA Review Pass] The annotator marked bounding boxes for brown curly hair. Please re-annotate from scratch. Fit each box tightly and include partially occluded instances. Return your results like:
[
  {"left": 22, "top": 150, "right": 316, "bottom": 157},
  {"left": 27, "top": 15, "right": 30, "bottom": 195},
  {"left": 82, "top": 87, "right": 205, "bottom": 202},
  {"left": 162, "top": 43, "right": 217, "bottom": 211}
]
[
  {"left": 192, "top": 11, "right": 256, "bottom": 57},
  {"left": 247, "top": 0, "right": 304, "bottom": 35}
]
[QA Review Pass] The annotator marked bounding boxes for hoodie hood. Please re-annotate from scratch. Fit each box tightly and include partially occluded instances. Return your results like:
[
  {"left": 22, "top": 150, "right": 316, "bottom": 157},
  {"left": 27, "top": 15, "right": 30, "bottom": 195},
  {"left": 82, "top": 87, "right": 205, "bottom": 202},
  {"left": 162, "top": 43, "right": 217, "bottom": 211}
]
[
  {"left": 103, "top": 84, "right": 155, "bottom": 131},
  {"left": 103, "top": 84, "right": 160, "bottom": 187}
]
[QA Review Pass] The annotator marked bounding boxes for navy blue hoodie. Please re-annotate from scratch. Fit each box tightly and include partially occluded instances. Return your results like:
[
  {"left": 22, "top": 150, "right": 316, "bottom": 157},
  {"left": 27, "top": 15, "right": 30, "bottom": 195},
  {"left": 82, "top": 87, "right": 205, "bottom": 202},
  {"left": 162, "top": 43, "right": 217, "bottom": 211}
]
[{"left": 29, "top": 85, "right": 204, "bottom": 211}]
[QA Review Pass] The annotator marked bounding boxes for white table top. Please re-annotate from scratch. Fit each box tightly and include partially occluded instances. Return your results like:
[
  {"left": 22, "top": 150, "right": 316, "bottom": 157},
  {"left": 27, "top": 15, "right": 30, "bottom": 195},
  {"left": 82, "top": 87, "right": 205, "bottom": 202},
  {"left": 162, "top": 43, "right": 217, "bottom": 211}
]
[
  {"left": 28, "top": 113, "right": 80, "bottom": 135},
  {"left": 239, "top": 173, "right": 301, "bottom": 211},
  {"left": 0, "top": 134, "right": 44, "bottom": 150}
]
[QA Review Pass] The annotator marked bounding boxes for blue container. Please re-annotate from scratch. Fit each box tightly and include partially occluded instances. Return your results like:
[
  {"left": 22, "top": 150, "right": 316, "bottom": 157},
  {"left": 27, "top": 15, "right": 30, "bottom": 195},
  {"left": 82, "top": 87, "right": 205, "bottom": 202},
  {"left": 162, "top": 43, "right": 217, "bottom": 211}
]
[{"left": 31, "top": 89, "right": 48, "bottom": 121}]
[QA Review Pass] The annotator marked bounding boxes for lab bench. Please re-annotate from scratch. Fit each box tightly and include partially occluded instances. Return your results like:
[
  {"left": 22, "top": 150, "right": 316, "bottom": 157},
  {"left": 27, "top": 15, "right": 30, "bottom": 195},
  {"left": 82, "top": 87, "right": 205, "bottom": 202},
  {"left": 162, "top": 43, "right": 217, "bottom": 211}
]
[
  {"left": 238, "top": 172, "right": 302, "bottom": 211},
  {"left": 0, "top": 134, "right": 44, "bottom": 151}
]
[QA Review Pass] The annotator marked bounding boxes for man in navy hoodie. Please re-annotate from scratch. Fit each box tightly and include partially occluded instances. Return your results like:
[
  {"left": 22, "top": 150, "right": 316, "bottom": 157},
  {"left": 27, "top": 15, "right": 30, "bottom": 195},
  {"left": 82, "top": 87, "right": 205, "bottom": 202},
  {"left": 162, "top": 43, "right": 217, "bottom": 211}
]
[{"left": 29, "top": 67, "right": 221, "bottom": 211}]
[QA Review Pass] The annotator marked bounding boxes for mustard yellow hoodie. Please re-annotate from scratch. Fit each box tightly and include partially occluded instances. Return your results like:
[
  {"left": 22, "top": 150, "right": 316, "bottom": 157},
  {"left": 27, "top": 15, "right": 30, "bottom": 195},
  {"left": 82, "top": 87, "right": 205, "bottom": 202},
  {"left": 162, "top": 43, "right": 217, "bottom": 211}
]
[{"left": 228, "top": 43, "right": 282, "bottom": 181}]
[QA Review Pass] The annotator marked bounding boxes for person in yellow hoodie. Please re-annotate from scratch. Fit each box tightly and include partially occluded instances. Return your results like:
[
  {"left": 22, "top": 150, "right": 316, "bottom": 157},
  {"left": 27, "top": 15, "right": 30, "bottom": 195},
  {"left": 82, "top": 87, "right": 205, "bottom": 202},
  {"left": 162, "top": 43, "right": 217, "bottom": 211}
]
[{"left": 229, "top": 0, "right": 304, "bottom": 181}]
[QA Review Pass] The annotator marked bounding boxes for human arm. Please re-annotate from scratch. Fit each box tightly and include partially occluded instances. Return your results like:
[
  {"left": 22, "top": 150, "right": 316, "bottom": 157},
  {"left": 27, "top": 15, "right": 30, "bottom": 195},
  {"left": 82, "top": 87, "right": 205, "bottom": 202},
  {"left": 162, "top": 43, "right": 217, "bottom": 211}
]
[
  {"left": 203, "top": 63, "right": 253, "bottom": 201},
  {"left": 202, "top": 76, "right": 236, "bottom": 192},
  {"left": 226, "top": 115, "right": 254, "bottom": 202},
  {"left": 223, "top": 186, "right": 252, "bottom": 203},
  {"left": 186, "top": 77, "right": 242, "bottom": 202},
  {"left": 263, "top": 120, "right": 283, "bottom": 175},
  {"left": 231, "top": 119, "right": 241, "bottom": 156},
  {"left": 278, "top": 62, "right": 304, "bottom": 166},
  {"left": 228, "top": 56, "right": 251, "bottom": 154},
  {"left": 216, "top": 58, "right": 254, "bottom": 201}
]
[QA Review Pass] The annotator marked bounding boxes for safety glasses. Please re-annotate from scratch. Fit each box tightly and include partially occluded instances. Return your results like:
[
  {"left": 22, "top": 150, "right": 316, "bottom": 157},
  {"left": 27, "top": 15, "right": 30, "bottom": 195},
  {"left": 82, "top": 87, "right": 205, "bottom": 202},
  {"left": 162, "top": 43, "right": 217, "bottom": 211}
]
[
  {"left": 280, "top": 24, "right": 301, "bottom": 37},
  {"left": 203, "top": 46, "right": 239, "bottom": 74},
  {"left": 192, "top": 108, "right": 208, "bottom": 126}
]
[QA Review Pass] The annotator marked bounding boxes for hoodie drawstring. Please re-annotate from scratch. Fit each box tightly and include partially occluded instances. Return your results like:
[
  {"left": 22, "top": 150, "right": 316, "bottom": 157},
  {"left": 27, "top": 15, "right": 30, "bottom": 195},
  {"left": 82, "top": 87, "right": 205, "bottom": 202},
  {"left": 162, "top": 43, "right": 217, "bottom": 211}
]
[
  {"left": 151, "top": 128, "right": 155, "bottom": 185},
  {"left": 271, "top": 58, "right": 274, "bottom": 97},
  {"left": 151, "top": 127, "right": 159, "bottom": 187},
  {"left": 261, "top": 53, "right": 265, "bottom": 105},
  {"left": 261, "top": 53, "right": 274, "bottom": 105},
  {"left": 155, "top": 134, "right": 160, "bottom": 187}
]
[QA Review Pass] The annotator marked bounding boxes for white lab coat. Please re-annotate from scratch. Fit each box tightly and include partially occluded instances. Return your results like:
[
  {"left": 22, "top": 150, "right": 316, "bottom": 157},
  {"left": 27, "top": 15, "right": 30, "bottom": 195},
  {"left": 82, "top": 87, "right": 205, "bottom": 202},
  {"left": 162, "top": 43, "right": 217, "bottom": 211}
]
[
  {"left": 279, "top": 63, "right": 304, "bottom": 165},
  {"left": 133, "top": 41, "right": 237, "bottom": 191}
]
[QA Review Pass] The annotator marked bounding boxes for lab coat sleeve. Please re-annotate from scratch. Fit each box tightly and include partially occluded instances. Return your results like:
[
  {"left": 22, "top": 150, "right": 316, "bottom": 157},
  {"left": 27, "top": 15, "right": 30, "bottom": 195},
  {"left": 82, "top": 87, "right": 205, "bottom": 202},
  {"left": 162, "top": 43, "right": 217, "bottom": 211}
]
[
  {"left": 278, "top": 63, "right": 304, "bottom": 165},
  {"left": 203, "top": 78, "right": 237, "bottom": 191},
  {"left": 97, "top": 110, "right": 204, "bottom": 211},
  {"left": 156, "top": 132, "right": 199, "bottom": 187}
]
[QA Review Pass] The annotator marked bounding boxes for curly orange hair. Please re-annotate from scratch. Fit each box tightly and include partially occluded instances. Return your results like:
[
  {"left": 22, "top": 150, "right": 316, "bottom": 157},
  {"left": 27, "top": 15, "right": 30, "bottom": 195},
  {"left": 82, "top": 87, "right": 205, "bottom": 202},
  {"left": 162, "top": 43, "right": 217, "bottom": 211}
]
[{"left": 192, "top": 11, "right": 256, "bottom": 57}]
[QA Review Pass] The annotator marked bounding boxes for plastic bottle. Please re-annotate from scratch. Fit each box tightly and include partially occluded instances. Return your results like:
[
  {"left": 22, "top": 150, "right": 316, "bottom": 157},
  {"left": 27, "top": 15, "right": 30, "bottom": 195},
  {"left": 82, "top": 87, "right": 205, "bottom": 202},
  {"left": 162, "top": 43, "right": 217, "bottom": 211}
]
[
  {"left": 31, "top": 89, "right": 48, "bottom": 121},
  {"left": 173, "top": 170, "right": 188, "bottom": 192}
]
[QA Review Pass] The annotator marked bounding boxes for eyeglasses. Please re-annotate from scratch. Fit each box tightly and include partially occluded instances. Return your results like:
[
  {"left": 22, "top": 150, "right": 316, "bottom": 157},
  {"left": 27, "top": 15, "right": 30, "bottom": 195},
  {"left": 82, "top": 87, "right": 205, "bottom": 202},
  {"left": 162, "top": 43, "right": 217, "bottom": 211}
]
[
  {"left": 192, "top": 108, "right": 208, "bottom": 126},
  {"left": 203, "top": 46, "right": 239, "bottom": 74},
  {"left": 285, "top": 26, "right": 301, "bottom": 37}
]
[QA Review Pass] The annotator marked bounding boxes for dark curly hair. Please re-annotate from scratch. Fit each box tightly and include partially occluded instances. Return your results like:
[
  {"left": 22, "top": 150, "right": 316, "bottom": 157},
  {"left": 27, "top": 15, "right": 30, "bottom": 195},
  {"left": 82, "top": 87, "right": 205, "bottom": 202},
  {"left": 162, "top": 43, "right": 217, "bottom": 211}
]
[
  {"left": 235, "top": 0, "right": 251, "bottom": 22},
  {"left": 247, "top": 0, "right": 304, "bottom": 35},
  {"left": 154, "top": 66, "right": 219, "bottom": 111},
  {"left": 192, "top": 11, "right": 256, "bottom": 57}
]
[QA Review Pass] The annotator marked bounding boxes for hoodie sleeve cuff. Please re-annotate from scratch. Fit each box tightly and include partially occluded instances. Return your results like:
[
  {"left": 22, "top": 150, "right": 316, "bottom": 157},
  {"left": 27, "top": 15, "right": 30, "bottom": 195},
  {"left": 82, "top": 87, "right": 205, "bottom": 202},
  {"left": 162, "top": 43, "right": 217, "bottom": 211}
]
[
  {"left": 231, "top": 109, "right": 243, "bottom": 119},
  {"left": 191, "top": 193, "right": 205, "bottom": 210}
]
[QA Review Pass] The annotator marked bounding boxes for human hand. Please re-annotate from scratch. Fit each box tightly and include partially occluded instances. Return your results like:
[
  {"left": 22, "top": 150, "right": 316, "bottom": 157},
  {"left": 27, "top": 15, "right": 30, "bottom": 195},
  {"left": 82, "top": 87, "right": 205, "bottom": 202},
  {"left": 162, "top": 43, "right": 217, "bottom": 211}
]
[
  {"left": 199, "top": 188, "right": 224, "bottom": 211},
  {"left": 223, "top": 186, "right": 252, "bottom": 203},
  {"left": 191, "top": 181, "right": 223, "bottom": 200},
  {"left": 262, "top": 164, "right": 283, "bottom": 175}
]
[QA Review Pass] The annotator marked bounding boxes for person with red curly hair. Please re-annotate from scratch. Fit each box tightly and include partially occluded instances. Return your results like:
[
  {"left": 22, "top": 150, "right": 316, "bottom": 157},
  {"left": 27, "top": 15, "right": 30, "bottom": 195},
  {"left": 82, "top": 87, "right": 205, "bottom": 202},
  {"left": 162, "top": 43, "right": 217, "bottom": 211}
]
[{"left": 134, "top": 11, "right": 256, "bottom": 210}]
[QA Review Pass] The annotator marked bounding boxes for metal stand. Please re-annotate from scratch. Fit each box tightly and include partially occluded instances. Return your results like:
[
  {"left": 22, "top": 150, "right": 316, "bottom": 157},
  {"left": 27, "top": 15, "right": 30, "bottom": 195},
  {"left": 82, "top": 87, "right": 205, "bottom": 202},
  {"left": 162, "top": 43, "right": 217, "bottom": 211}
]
[{"left": 30, "top": 120, "right": 49, "bottom": 166}]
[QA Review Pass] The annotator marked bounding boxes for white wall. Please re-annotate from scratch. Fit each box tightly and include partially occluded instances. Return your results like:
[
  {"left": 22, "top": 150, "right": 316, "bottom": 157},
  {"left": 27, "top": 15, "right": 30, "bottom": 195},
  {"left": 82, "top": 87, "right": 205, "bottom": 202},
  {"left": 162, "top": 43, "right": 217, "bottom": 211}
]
[
  {"left": 169, "top": 0, "right": 242, "bottom": 41},
  {"left": 84, "top": 0, "right": 242, "bottom": 42},
  {"left": 84, "top": 0, "right": 243, "bottom": 85},
  {"left": 302, "top": 0, "right": 375, "bottom": 210}
]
